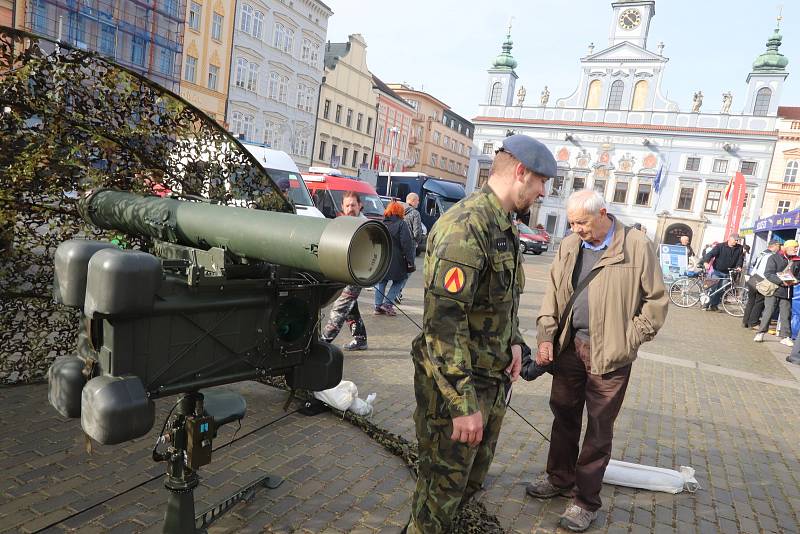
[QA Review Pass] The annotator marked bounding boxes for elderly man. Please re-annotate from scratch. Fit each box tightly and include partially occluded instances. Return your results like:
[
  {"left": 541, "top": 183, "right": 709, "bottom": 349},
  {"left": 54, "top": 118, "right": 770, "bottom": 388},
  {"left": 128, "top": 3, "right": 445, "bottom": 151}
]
[
  {"left": 699, "top": 233, "right": 744, "bottom": 312},
  {"left": 527, "top": 189, "right": 668, "bottom": 532},
  {"left": 743, "top": 240, "right": 781, "bottom": 329},
  {"left": 754, "top": 239, "right": 800, "bottom": 346},
  {"left": 403, "top": 192, "right": 423, "bottom": 246},
  {"left": 404, "top": 135, "right": 554, "bottom": 534}
]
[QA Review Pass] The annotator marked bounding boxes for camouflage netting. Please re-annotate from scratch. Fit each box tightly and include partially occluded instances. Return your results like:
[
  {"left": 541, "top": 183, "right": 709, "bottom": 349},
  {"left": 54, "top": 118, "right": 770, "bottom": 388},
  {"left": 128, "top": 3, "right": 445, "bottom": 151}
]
[
  {"left": 0, "top": 26, "right": 291, "bottom": 384},
  {"left": 262, "top": 377, "right": 506, "bottom": 534}
]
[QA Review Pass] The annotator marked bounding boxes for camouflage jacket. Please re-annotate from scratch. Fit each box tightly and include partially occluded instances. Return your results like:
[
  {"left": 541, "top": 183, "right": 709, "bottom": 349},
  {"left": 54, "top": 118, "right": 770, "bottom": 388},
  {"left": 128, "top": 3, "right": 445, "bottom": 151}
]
[{"left": 411, "top": 185, "right": 525, "bottom": 418}]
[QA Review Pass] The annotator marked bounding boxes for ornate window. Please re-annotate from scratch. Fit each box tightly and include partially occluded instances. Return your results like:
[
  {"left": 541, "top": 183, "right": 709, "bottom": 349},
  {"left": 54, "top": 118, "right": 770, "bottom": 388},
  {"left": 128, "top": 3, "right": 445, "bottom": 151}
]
[
  {"left": 586, "top": 80, "right": 602, "bottom": 109},
  {"left": 607, "top": 80, "right": 624, "bottom": 110},
  {"left": 612, "top": 179, "right": 628, "bottom": 203},
  {"left": 183, "top": 55, "right": 197, "bottom": 83},
  {"left": 253, "top": 11, "right": 264, "bottom": 40},
  {"left": 785, "top": 161, "right": 799, "bottom": 183},
  {"left": 635, "top": 182, "right": 652, "bottom": 206},
  {"left": 676, "top": 186, "right": 694, "bottom": 211},
  {"left": 489, "top": 82, "right": 502, "bottom": 105},
  {"left": 246, "top": 62, "right": 258, "bottom": 92},
  {"left": 753, "top": 87, "right": 772, "bottom": 116},
  {"left": 211, "top": 13, "right": 223, "bottom": 40},
  {"left": 273, "top": 23, "right": 286, "bottom": 49},
  {"left": 235, "top": 58, "right": 248, "bottom": 89},
  {"left": 240, "top": 4, "right": 253, "bottom": 33},
  {"left": 704, "top": 189, "right": 722, "bottom": 213},
  {"left": 631, "top": 80, "right": 648, "bottom": 111},
  {"left": 268, "top": 71, "right": 279, "bottom": 99}
]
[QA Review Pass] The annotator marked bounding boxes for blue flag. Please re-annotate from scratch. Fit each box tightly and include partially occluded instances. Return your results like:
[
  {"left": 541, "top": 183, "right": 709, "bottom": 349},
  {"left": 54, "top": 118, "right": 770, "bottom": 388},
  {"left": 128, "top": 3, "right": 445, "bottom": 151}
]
[{"left": 653, "top": 165, "right": 664, "bottom": 193}]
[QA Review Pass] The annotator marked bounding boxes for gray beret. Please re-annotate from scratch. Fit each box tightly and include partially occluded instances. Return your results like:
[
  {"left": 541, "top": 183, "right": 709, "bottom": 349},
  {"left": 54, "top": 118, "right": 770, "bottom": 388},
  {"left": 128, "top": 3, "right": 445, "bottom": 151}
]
[{"left": 501, "top": 134, "right": 557, "bottom": 178}]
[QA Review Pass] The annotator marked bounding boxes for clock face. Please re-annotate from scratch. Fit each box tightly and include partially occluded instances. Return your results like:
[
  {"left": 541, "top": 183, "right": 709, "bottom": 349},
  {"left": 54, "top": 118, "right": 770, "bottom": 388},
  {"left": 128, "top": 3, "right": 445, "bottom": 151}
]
[{"left": 619, "top": 8, "right": 641, "bottom": 30}]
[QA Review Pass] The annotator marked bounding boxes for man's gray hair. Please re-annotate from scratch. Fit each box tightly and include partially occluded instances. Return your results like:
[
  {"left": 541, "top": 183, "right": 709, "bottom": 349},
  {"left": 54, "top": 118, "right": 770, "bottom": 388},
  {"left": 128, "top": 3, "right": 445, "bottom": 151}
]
[{"left": 566, "top": 189, "right": 606, "bottom": 214}]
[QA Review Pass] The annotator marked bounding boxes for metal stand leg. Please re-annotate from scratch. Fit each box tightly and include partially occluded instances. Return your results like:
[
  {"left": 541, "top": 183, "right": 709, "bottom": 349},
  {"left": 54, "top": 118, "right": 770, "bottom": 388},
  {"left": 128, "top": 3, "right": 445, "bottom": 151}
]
[{"left": 161, "top": 393, "right": 202, "bottom": 534}]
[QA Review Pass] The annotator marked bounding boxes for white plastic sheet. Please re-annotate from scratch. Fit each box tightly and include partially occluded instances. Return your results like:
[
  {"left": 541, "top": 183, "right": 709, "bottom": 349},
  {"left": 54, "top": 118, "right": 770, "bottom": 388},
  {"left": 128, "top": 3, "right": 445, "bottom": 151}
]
[
  {"left": 603, "top": 460, "right": 701, "bottom": 494},
  {"left": 313, "top": 381, "right": 376, "bottom": 416}
]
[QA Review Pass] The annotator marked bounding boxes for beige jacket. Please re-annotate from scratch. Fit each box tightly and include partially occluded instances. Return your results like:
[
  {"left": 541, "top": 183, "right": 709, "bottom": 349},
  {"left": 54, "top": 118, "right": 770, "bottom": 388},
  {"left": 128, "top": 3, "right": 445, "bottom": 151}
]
[{"left": 536, "top": 219, "right": 669, "bottom": 375}]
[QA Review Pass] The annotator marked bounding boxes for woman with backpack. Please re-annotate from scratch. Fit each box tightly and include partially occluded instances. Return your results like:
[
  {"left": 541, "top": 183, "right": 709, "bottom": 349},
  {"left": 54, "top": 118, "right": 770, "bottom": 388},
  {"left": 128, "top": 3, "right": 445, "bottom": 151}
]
[{"left": 374, "top": 201, "right": 416, "bottom": 316}]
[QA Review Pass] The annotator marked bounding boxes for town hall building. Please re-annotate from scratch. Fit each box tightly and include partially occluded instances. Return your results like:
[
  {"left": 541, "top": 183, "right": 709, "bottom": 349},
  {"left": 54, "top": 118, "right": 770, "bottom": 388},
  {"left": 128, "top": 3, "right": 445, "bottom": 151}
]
[{"left": 468, "top": 0, "right": 789, "bottom": 249}]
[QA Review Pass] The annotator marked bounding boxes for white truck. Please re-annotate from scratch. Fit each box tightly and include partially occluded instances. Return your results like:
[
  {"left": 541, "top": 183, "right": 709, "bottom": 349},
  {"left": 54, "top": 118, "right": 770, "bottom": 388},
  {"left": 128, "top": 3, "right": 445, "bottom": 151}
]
[{"left": 241, "top": 143, "right": 324, "bottom": 219}]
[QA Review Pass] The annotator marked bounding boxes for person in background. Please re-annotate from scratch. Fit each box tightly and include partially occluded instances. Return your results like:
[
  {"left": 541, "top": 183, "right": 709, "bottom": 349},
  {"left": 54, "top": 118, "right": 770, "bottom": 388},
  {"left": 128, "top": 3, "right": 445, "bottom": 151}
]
[
  {"left": 754, "top": 239, "right": 800, "bottom": 346},
  {"left": 396, "top": 193, "right": 423, "bottom": 305},
  {"left": 374, "top": 201, "right": 415, "bottom": 317},
  {"left": 680, "top": 235, "right": 695, "bottom": 259},
  {"left": 743, "top": 240, "right": 781, "bottom": 329},
  {"left": 698, "top": 234, "right": 744, "bottom": 312},
  {"left": 320, "top": 191, "right": 370, "bottom": 351}
]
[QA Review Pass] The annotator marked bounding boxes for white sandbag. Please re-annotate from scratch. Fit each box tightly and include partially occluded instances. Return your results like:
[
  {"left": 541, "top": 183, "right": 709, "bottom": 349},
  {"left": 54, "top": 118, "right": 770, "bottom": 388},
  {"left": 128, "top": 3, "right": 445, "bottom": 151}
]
[
  {"left": 349, "top": 392, "right": 376, "bottom": 416},
  {"left": 603, "top": 460, "right": 700, "bottom": 494},
  {"left": 313, "top": 380, "right": 358, "bottom": 411}
]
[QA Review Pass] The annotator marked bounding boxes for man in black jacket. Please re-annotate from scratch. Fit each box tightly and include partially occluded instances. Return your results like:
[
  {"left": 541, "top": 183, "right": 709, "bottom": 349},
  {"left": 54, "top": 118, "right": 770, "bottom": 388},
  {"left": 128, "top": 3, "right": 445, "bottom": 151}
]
[{"left": 699, "top": 233, "right": 744, "bottom": 311}]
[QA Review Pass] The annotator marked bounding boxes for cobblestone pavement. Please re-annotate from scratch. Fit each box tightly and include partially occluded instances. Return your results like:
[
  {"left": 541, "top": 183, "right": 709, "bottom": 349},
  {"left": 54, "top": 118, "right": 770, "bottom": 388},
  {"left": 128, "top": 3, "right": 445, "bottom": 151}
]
[{"left": 2, "top": 252, "right": 800, "bottom": 533}]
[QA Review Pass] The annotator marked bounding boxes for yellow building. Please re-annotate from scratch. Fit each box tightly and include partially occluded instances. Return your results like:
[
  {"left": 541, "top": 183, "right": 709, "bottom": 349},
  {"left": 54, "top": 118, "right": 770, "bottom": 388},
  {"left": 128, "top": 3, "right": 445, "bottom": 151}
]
[
  {"left": 761, "top": 107, "right": 800, "bottom": 215},
  {"left": 179, "top": 0, "right": 234, "bottom": 124},
  {"left": 387, "top": 84, "right": 473, "bottom": 185},
  {"left": 311, "top": 34, "right": 376, "bottom": 175}
]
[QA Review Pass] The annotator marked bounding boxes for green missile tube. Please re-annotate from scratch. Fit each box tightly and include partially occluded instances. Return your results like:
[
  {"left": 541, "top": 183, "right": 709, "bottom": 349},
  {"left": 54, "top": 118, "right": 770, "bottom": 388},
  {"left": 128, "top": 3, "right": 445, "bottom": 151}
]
[{"left": 78, "top": 189, "right": 391, "bottom": 286}]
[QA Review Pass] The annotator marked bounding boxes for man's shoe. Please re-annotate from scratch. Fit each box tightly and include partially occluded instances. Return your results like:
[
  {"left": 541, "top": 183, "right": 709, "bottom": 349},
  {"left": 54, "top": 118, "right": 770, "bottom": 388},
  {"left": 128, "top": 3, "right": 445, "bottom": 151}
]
[
  {"left": 374, "top": 306, "right": 385, "bottom": 315},
  {"left": 559, "top": 503, "right": 597, "bottom": 532},
  {"left": 525, "top": 476, "right": 573, "bottom": 499},
  {"left": 707, "top": 305, "right": 719, "bottom": 312},
  {"left": 343, "top": 339, "right": 368, "bottom": 351},
  {"left": 754, "top": 332, "right": 765, "bottom": 342},
  {"left": 382, "top": 304, "right": 397, "bottom": 316},
  {"left": 781, "top": 337, "right": 794, "bottom": 347}
]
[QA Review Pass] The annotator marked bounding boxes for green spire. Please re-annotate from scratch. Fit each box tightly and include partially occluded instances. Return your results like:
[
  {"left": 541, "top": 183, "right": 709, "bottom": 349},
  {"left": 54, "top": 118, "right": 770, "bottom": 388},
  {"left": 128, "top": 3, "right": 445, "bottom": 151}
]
[
  {"left": 752, "top": 27, "right": 789, "bottom": 72},
  {"left": 492, "top": 31, "right": 518, "bottom": 70}
]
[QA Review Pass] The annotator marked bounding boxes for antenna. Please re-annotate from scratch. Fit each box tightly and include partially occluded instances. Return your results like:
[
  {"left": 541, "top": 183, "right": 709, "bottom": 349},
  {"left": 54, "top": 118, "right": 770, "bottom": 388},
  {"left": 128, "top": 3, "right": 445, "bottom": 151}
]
[{"left": 777, "top": 4, "right": 783, "bottom": 27}]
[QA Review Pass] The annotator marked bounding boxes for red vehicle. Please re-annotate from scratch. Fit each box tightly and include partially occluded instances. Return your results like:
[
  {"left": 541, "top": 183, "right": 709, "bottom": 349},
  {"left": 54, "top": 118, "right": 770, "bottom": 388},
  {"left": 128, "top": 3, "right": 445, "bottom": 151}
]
[
  {"left": 517, "top": 222, "right": 550, "bottom": 255},
  {"left": 302, "top": 168, "right": 385, "bottom": 220}
]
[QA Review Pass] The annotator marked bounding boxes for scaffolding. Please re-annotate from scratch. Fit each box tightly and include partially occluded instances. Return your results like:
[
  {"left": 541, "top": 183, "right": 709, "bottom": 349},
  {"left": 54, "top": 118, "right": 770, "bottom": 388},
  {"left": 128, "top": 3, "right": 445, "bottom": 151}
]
[{"left": 23, "top": 0, "right": 185, "bottom": 91}]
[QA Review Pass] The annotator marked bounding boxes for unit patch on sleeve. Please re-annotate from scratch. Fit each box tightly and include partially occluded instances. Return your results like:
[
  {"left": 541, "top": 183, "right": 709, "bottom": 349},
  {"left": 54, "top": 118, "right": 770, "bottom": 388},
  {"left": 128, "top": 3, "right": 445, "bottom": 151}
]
[{"left": 443, "top": 266, "right": 465, "bottom": 294}]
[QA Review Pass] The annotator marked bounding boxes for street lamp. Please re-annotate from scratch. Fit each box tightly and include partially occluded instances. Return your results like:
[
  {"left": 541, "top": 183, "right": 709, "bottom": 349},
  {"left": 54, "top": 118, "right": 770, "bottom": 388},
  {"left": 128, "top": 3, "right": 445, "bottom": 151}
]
[{"left": 387, "top": 126, "right": 400, "bottom": 197}]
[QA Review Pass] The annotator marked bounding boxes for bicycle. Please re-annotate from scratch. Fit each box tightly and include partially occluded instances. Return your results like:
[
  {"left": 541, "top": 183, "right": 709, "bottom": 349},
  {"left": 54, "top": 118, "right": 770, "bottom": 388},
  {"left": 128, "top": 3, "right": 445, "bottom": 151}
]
[{"left": 669, "top": 268, "right": 748, "bottom": 317}]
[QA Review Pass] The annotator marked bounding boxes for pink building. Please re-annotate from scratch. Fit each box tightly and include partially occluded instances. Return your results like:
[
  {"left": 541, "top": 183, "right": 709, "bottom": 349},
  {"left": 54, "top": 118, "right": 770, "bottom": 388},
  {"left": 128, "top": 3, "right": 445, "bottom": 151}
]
[{"left": 372, "top": 75, "right": 415, "bottom": 172}]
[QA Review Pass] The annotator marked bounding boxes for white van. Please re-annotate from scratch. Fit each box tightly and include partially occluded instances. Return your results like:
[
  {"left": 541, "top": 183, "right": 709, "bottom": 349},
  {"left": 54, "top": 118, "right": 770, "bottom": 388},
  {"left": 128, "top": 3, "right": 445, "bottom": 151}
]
[{"left": 241, "top": 143, "right": 325, "bottom": 218}]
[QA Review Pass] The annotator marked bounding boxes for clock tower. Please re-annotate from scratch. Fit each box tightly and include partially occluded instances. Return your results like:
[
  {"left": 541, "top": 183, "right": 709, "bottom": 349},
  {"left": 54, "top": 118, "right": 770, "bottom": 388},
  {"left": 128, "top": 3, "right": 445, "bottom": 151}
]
[{"left": 609, "top": 0, "right": 656, "bottom": 49}]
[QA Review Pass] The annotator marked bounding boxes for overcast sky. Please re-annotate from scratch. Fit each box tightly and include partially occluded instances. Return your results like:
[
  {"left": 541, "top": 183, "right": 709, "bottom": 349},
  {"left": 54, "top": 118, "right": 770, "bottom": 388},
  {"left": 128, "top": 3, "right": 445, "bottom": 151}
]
[{"left": 325, "top": 0, "right": 800, "bottom": 120}]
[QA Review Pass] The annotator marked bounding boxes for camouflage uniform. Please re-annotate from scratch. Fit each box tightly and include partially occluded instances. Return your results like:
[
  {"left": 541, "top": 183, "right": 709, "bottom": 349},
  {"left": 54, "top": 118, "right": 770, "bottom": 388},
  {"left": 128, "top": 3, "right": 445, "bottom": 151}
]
[
  {"left": 408, "top": 184, "right": 525, "bottom": 533},
  {"left": 320, "top": 285, "right": 367, "bottom": 344}
]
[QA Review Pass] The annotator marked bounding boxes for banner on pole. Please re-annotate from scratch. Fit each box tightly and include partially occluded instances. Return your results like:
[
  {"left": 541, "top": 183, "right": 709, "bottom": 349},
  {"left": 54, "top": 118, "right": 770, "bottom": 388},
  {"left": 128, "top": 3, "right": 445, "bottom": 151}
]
[{"left": 724, "top": 171, "right": 747, "bottom": 238}]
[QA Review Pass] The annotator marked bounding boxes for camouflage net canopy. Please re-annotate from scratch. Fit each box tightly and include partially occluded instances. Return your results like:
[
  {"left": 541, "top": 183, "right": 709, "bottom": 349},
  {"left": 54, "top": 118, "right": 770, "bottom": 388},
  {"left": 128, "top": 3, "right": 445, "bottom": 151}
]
[{"left": 0, "top": 26, "right": 291, "bottom": 384}]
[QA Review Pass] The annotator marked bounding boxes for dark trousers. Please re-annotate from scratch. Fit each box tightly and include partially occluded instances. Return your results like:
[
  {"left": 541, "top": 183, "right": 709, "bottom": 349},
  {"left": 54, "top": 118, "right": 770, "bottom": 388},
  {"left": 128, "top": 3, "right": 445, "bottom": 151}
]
[
  {"left": 547, "top": 340, "right": 632, "bottom": 512},
  {"left": 742, "top": 284, "right": 765, "bottom": 328},
  {"left": 758, "top": 296, "right": 791, "bottom": 338}
]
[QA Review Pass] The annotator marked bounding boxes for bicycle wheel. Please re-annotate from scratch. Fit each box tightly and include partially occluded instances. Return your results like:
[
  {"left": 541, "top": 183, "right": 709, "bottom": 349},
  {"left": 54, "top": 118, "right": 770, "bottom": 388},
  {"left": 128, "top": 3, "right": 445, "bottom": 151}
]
[
  {"left": 669, "top": 278, "right": 702, "bottom": 308},
  {"left": 721, "top": 286, "right": 747, "bottom": 317}
]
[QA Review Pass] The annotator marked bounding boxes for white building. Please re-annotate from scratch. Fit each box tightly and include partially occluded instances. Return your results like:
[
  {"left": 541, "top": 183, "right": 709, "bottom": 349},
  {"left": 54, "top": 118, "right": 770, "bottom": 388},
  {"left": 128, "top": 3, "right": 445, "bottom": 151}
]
[
  {"left": 227, "top": 0, "right": 332, "bottom": 169},
  {"left": 468, "top": 0, "right": 788, "bottom": 249}
]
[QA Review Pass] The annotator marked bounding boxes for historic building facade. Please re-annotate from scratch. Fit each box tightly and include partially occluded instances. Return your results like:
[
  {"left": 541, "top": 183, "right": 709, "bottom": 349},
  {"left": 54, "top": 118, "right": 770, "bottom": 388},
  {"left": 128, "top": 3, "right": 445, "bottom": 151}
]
[
  {"left": 388, "top": 84, "right": 474, "bottom": 185},
  {"left": 468, "top": 0, "right": 787, "bottom": 250},
  {"left": 761, "top": 107, "right": 800, "bottom": 216},
  {"left": 14, "top": 0, "right": 186, "bottom": 91},
  {"left": 372, "top": 75, "right": 414, "bottom": 173},
  {"left": 179, "top": 0, "right": 235, "bottom": 124},
  {"left": 227, "top": 0, "right": 331, "bottom": 169},
  {"left": 310, "top": 34, "right": 376, "bottom": 175}
]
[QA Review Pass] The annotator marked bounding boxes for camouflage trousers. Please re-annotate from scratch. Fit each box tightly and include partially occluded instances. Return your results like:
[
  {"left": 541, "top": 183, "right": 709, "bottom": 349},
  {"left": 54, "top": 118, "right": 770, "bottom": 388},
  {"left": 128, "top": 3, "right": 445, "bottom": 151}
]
[
  {"left": 408, "top": 360, "right": 508, "bottom": 534},
  {"left": 321, "top": 285, "right": 366, "bottom": 343}
]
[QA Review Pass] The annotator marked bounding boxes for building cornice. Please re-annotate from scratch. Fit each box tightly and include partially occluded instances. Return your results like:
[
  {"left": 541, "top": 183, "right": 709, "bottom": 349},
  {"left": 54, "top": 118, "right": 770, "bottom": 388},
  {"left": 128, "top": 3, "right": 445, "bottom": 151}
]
[{"left": 472, "top": 116, "right": 779, "bottom": 139}]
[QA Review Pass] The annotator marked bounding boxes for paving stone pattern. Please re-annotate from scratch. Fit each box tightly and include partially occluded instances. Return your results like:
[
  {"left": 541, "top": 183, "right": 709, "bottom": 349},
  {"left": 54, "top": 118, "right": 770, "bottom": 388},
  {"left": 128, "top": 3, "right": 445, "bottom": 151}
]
[{"left": 1, "top": 253, "right": 799, "bottom": 533}]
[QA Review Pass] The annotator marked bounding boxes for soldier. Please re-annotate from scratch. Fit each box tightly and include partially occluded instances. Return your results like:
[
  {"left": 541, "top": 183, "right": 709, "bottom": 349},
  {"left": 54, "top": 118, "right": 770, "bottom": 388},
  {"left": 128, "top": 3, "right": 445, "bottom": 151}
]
[
  {"left": 320, "top": 191, "right": 369, "bottom": 351},
  {"left": 405, "top": 135, "right": 556, "bottom": 533}
]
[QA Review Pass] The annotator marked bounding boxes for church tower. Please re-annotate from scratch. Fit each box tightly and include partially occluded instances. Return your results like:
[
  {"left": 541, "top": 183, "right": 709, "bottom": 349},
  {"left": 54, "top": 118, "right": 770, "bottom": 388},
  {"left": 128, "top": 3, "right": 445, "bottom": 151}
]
[
  {"left": 608, "top": 0, "right": 656, "bottom": 48},
  {"left": 485, "top": 30, "right": 518, "bottom": 107},
  {"left": 743, "top": 22, "right": 789, "bottom": 117}
]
